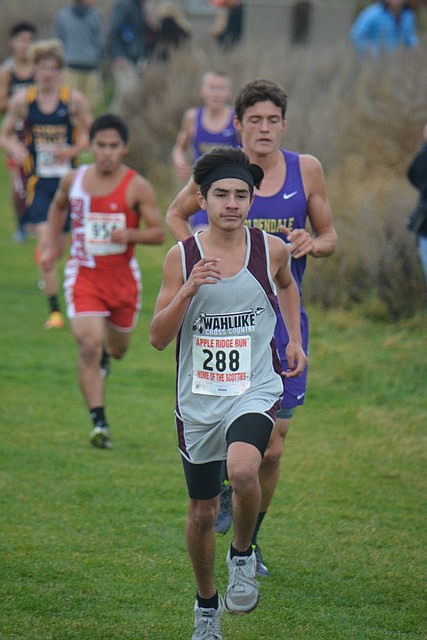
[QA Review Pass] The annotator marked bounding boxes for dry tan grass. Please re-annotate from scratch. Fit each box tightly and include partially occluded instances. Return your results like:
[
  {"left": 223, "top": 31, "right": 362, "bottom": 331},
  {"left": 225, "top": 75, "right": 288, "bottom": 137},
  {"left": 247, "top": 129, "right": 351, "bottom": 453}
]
[
  {"left": 1, "top": 1, "right": 425, "bottom": 317},
  {"left": 119, "top": 36, "right": 426, "bottom": 317}
]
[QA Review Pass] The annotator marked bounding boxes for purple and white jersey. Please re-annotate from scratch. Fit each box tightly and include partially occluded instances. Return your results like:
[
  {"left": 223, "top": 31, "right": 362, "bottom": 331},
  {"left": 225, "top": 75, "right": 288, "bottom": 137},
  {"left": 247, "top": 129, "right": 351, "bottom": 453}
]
[
  {"left": 190, "top": 107, "right": 240, "bottom": 230},
  {"left": 245, "top": 149, "right": 309, "bottom": 409},
  {"left": 192, "top": 106, "right": 239, "bottom": 161}
]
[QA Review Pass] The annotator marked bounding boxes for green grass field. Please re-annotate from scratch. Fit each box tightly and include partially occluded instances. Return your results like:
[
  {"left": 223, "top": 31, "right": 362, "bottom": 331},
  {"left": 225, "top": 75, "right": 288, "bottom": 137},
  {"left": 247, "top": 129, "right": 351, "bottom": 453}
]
[{"left": 0, "top": 160, "right": 426, "bottom": 640}]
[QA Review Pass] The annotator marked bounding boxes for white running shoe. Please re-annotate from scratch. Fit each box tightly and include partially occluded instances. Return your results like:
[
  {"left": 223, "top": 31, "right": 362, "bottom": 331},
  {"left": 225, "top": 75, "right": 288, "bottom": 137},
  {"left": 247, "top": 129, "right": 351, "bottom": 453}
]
[
  {"left": 89, "top": 424, "right": 112, "bottom": 449},
  {"left": 224, "top": 548, "right": 259, "bottom": 614},
  {"left": 192, "top": 594, "right": 224, "bottom": 639}
]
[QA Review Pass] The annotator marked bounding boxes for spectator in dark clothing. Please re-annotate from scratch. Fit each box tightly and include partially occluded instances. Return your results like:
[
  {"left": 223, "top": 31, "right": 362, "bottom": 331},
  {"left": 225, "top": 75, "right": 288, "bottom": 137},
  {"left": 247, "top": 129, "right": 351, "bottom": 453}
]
[
  {"left": 52, "top": 0, "right": 103, "bottom": 110},
  {"left": 211, "top": 0, "right": 244, "bottom": 49},
  {"left": 107, "top": 0, "right": 157, "bottom": 110},
  {"left": 154, "top": 1, "right": 191, "bottom": 61},
  {"left": 407, "top": 123, "right": 427, "bottom": 283}
]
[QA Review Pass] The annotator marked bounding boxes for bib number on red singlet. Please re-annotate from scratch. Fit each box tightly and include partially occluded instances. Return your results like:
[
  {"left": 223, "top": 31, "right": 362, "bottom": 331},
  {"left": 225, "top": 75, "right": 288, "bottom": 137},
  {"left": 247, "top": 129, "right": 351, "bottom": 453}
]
[{"left": 85, "top": 212, "right": 127, "bottom": 255}]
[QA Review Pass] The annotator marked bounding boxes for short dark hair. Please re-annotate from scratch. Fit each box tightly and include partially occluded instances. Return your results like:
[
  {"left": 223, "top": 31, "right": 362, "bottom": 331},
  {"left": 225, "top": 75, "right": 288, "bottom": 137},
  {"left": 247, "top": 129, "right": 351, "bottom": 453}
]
[
  {"left": 193, "top": 146, "right": 263, "bottom": 198},
  {"left": 10, "top": 22, "right": 37, "bottom": 38},
  {"left": 234, "top": 79, "right": 287, "bottom": 122},
  {"left": 89, "top": 113, "right": 129, "bottom": 143}
]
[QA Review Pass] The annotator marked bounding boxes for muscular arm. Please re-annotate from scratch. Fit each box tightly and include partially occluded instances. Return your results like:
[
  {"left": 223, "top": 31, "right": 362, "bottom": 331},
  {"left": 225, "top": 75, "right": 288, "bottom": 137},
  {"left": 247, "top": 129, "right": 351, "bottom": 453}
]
[
  {"left": 150, "top": 246, "right": 221, "bottom": 350},
  {"left": 171, "top": 108, "right": 196, "bottom": 182},
  {"left": 111, "top": 174, "right": 165, "bottom": 245},
  {"left": 0, "top": 90, "right": 29, "bottom": 163},
  {"left": 56, "top": 90, "right": 93, "bottom": 161},
  {"left": 268, "top": 235, "right": 307, "bottom": 377},
  {"left": 281, "top": 154, "right": 337, "bottom": 260},
  {"left": 41, "top": 171, "right": 75, "bottom": 270},
  {"left": 165, "top": 177, "right": 200, "bottom": 241},
  {"left": 0, "top": 66, "right": 11, "bottom": 113}
]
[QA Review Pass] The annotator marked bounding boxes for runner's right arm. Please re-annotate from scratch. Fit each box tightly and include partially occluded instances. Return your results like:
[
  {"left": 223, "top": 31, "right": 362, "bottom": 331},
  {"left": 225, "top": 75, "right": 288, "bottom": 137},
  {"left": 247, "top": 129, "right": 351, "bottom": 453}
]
[{"left": 41, "top": 171, "right": 75, "bottom": 271}]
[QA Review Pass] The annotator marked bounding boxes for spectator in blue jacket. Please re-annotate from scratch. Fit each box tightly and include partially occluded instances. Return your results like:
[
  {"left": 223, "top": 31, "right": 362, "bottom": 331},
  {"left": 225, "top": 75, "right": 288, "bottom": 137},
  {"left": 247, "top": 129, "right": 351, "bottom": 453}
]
[{"left": 350, "top": 0, "right": 418, "bottom": 56}]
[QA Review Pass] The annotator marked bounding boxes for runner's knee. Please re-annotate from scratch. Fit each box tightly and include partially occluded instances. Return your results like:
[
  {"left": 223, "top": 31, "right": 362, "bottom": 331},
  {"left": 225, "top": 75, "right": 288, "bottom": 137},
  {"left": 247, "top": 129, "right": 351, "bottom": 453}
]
[{"left": 188, "top": 498, "right": 218, "bottom": 531}]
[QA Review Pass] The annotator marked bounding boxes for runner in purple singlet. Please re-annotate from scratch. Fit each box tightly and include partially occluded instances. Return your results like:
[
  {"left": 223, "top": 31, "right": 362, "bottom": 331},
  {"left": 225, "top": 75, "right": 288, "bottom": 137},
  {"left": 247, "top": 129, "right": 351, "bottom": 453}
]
[{"left": 171, "top": 70, "right": 240, "bottom": 231}]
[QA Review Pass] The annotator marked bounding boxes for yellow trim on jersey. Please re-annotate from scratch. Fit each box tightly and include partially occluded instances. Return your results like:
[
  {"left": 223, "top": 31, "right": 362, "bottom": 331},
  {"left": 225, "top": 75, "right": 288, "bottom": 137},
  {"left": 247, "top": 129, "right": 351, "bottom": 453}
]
[
  {"left": 27, "top": 85, "right": 37, "bottom": 104},
  {"left": 25, "top": 174, "right": 38, "bottom": 207},
  {"left": 59, "top": 85, "right": 71, "bottom": 103},
  {"left": 26, "top": 85, "right": 71, "bottom": 105}
]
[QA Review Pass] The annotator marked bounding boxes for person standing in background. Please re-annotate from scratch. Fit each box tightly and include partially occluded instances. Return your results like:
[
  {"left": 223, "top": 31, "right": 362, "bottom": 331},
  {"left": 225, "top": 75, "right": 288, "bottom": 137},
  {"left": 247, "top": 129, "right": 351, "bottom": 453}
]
[
  {"left": 52, "top": 0, "right": 103, "bottom": 112},
  {"left": 0, "top": 22, "right": 37, "bottom": 243},
  {"left": 349, "top": 0, "right": 418, "bottom": 56},
  {"left": 107, "top": 0, "right": 157, "bottom": 111},
  {"left": 407, "top": 122, "right": 427, "bottom": 284},
  {"left": 211, "top": 0, "right": 245, "bottom": 49},
  {"left": 153, "top": 1, "right": 192, "bottom": 62}
]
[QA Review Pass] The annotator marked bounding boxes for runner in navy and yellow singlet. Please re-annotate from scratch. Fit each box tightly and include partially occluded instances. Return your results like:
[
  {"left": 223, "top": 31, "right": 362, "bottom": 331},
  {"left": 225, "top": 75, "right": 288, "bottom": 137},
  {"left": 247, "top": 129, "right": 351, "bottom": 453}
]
[
  {"left": 0, "top": 22, "right": 37, "bottom": 242},
  {"left": 0, "top": 39, "right": 93, "bottom": 329},
  {"left": 166, "top": 79, "right": 337, "bottom": 577}
]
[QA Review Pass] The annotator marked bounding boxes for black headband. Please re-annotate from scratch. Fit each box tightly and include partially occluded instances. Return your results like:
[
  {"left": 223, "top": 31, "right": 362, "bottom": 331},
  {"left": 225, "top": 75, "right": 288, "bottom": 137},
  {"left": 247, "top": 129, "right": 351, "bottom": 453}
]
[{"left": 199, "top": 164, "right": 255, "bottom": 192}]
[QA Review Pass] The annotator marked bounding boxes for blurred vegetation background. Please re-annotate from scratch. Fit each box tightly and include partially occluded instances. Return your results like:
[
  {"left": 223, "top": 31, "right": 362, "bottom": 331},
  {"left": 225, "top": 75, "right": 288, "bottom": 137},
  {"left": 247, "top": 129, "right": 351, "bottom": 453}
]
[{"left": 0, "top": 1, "right": 426, "bottom": 320}]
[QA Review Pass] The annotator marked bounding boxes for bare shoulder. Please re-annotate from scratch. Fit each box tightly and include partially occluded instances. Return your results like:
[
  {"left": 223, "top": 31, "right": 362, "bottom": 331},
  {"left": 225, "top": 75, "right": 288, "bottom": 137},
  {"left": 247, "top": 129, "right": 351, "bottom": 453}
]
[
  {"left": 178, "top": 107, "right": 198, "bottom": 137},
  {"left": 69, "top": 88, "right": 91, "bottom": 115},
  {"left": 299, "top": 153, "right": 326, "bottom": 191},
  {"left": 0, "top": 63, "right": 11, "bottom": 80},
  {"left": 69, "top": 88, "right": 86, "bottom": 104},
  {"left": 163, "top": 242, "right": 184, "bottom": 275},
  {"left": 267, "top": 232, "right": 287, "bottom": 254},
  {"left": 128, "top": 170, "right": 155, "bottom": 196},
  {"left": 8, "top": 87, "right": 28, "bottom": 110},
  {"left": 183, "top": 107, "right": 197, "bottom": 123},
  {"left": 300, "top": 153, "right": 324, "bottom": 174},
  {"left": 267, "top": 232, "right": 288, "bottom": 264},
  {"left": 2, "top": 87, "right": 28, "bottom": 121},
  {"left": 126, "top": 170, "right": 159, "bottom": 214},
  {"left": 62, "top": 168, "right": 79, "bottom": 189}
]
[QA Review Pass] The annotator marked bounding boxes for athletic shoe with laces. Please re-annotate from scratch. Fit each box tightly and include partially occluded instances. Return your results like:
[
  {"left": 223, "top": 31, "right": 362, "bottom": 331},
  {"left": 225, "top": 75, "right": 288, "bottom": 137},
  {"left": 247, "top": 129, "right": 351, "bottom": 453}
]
[
  {"left": 44, "top": 311, "right": 64, "bottom": 329},
  {"left": 214, "top": 481, "right": 233, "bottom": 535},
  {"left": 224, "top": 548, "right": 259, "bottom": 614},
  {"left": 90, "top": 424, "right": 112, "bottom": 449},
  {"left": 254, "top": 544, "right": 270, "bottom": 577},
  {"left": 192, "top": 594, "right": 224, "bottom": 640}
]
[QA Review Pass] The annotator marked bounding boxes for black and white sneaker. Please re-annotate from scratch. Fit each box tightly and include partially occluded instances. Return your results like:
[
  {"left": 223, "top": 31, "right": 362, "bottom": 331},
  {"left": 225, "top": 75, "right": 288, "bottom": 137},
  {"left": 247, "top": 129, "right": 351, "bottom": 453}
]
[
  {"left": 254, "top": 544, "right": 270, "bottom": 577},
  {"left": 214, "top": 482, "right": 233, "bottom": 535},
  {"left": 90, "top": 424, "right": 112, "bottom": 449}
]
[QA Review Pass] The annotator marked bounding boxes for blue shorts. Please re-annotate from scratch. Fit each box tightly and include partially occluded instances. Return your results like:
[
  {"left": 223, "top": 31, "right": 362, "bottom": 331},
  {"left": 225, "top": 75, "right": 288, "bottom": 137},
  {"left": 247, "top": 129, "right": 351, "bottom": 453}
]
[
  {"left": 25, "top": 176, "right": 70, "bottom": 231},
  {"left": 274, "top": 303, "right": 309, "bottom": 411}
]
